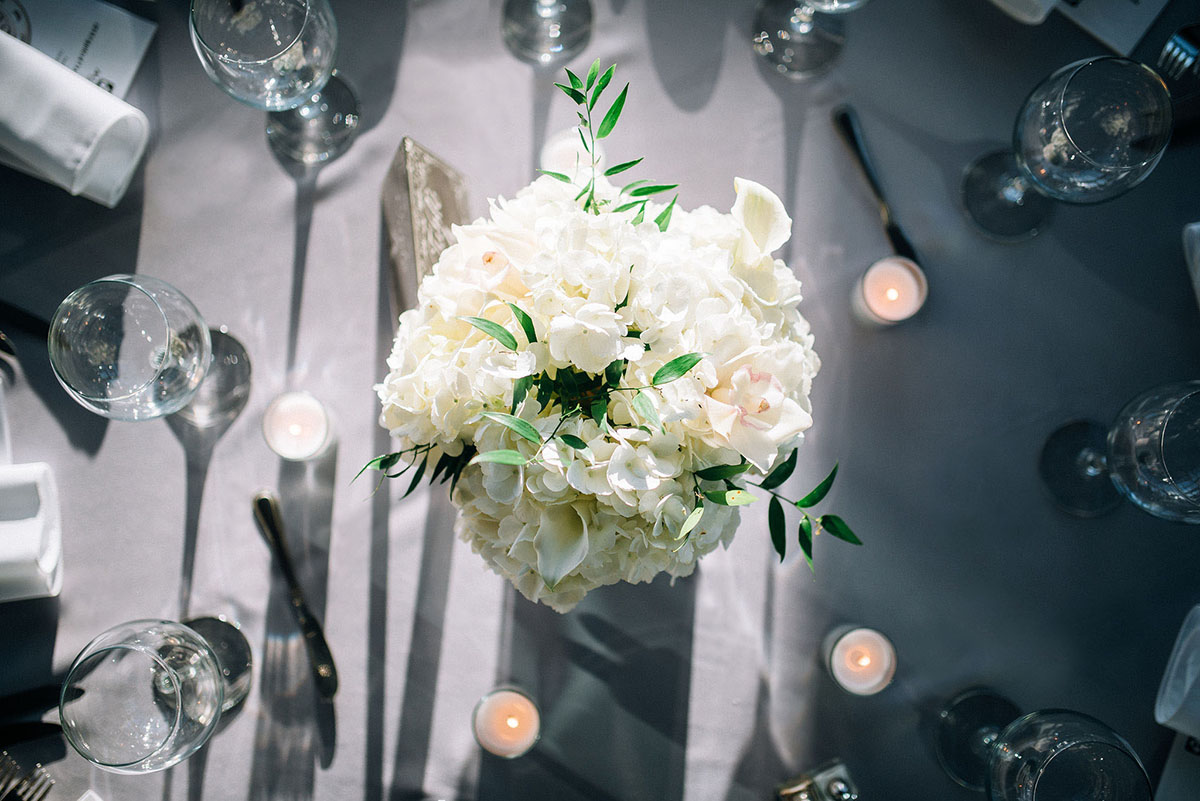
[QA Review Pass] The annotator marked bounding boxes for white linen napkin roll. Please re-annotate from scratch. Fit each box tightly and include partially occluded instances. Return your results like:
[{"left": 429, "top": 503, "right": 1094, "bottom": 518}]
[
  {"left": 0, "top": 31, "right": 149, "bottom": 207},
  {"left": 1156, "top": 604, "right": 1200, "bottom": 738}
]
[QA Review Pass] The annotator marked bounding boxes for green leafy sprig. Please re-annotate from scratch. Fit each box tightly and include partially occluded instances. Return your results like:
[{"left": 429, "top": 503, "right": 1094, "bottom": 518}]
[{"left": 541, "top": 61, "right": 678, "bottom": 231}]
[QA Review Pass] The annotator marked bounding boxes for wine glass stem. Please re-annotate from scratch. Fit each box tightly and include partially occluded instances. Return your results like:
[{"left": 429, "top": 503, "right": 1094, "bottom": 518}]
[
  {"left": 971, "top": 725, "right": 1000, "bottom": 760},
  {"left": 1077, "top": 446, "right": 1108, "bottom": 478}
]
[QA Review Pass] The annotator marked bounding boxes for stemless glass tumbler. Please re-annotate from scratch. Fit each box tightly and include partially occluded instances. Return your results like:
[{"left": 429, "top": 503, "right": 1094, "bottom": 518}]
[
  {"left": 936, "top": 688, "right": 1152, "bottom": 800},
  {"left": 752, "top": 0, "right": 871, "bottom": 80},
  {"left": 48, "top": 275, "right": 211, "bottom": 421},
  {"left": 1040, "top": 380, "right": 1200, "bottom": 521},
  {"left": 962, "top": 56, "right": 1173, "bottom": 241},
  {"left": 59, "top": 621, "right": 225, "bottom": 774},
  {"left": 501, "top": 0, "right": 593, "bottom": 66},
  {"left": 190, "top": 0, "right": 360, "bottom": 164}
]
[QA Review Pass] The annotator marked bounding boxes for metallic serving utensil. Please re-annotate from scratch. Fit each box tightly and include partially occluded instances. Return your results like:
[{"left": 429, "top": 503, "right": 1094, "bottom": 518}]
[
  {"left": 1158, "top": 22, "right": 1200, "bottom": 82},
  {"left": 831, "top": 104, "right": 922, "bottom": 268},
  {"left": 252, "top": 491, "right": 338, "bottom": 699}
]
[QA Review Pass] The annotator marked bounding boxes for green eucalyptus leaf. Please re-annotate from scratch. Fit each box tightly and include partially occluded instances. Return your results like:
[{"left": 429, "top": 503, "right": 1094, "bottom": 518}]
[
  {"left": 603, "top": 158, "right": 643, "bottom": 177},
  {"left": 798, "top": 516, "right": 814, "bottom": 571},
  {"left": 677, "top": 503, "right": 705, "bottom": 540},
  {"left": 632, "top": 389, "right": 660, "bottom": 430},
  {"left": 538, "top": 169, "right": 573, "bottom": 184},
  {"left": 653, "top": 353, "right": 703, "bottom": 385},
  {"left": 555, "top": 82, "right": 587, "bottom": 104},
  {"left": 469, "top": 449, "right": 528, "bottom": 466},
  {"left": 695, "top": 462, "right": 751, "bottom": 481},
  {"left": 820, "top": 514, "right": 862, "bottom": 545},
  {"left": 507, "top": 303, "right": 537, "bottom": 344},
  {"left": 566, "top": 68, "right": 583, "bottom": 90},
  {"left": 703, "top": 489, "right": 757, "bottom": 506},
  {"left": 605, "top": 359, "right": 625, "bottom": 388},
  {"left": 629, "top": 183, "right": 679, "bottom": 198},
  {"left": 620, "top": 179, "right": 648, "bottom": 194},
  {"left": 590, "top": 396, "right": 608, "bottom": 426},
  {"left": 796, "top": 463, "right": 839, "bottom": 508},
  {"left": 578, "top": 127, "right": 591, "bottom": 154},
  {"left": 631, "top": 204, "right": 646, "bottom": 225},
  {"left": 481, "top": 411, "right": 542, "bottom": 444},
  {"left": 461, "top": 316, "right": 518, "bottom": 350},
  {"left": 355, "top": 452, "right": 400, "bottom": 481},
  {"left": 596, "top": 83, "right": 628, "bottom": 138},
  {"left": 402, "top": 453, "right": 428, "bottom": 498},
  {"left": 589, "top": 64, "right": 615, "bottom": 110},
  {"left": 585, "top": 59, "right": 600, "bottom": 90},
  {"left": 511, "top": 375, "right": 532, "bottom": 413},
  {"left": 613, "top": 201, "right": 643, "bottom": 213},
  {"left": 559, "top": 434, "right": 590, "bottom": 451},
  {"left": 769, "top": 496, "right": 786, "bottom": 562},
  {"left": 759, "top": 448, "right": 797, "bottom": 490},
  {"left": 654, "top": 194, "right": 678, "bottom": 232}
]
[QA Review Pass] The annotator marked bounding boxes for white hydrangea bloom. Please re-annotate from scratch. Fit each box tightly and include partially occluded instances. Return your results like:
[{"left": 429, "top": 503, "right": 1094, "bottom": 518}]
[{"left": 376, "top": 174, "right": 819, "bottom": 612}]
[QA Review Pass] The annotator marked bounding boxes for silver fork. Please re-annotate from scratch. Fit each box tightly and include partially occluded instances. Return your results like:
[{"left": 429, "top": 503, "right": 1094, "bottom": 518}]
[
  {"left": 17, "top": 769, "right": 52, "bottom": 801},
  {"left": 1158, "top": 22, "right": 1200, "bottom": 81}
]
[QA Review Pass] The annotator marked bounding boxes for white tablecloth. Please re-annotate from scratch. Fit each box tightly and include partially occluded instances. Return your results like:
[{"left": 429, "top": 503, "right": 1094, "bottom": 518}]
[{"left": 2, "top": 1, "right": 1200, "bottom": 800}]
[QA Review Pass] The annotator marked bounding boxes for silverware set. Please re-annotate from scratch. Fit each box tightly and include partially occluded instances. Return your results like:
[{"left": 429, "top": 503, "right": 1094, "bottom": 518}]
[
  {"left": 0, "top": 752, "right": 53, "bottom": 801},
  {"left": 1158, "top": 22, "right": 1200, "bottom": 82}
]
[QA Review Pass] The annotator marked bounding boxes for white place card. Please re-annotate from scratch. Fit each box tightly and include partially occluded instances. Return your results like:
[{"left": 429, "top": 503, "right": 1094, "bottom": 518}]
[
  {"left": 1056, "top": 0, "right": 1170, "bottom": 56},
  {"left": 0, "top": 0, "right": 156, "bottom": 98}
]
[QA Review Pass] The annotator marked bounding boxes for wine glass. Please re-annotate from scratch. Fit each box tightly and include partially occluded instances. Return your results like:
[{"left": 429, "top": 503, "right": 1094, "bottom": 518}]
[
  {"left": 48, "top": 275, "right": 211, "bottom": 421},
  {"left": 963, "top": 56, "right": 1173, "bottom": 242},
  {"left": 1040, "top": 380, "right": 1200, "bottom": 521},
  {"left": 190, "top": 0, "right": 360, "bottom": 165},
  {"left": 58, "top": 620, "right": 242, "bottom": 774},
  {"left": 751, "top": 0, "right": 871, "bottom": 80},
  {"left": 501, "top": 0, "right": 593, "bottom": 67},
  {"left": 936, "top": 688, "right": 1152, "bottom": 800}
]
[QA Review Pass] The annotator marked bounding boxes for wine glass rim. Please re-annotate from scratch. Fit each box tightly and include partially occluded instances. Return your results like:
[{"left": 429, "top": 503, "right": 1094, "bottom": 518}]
[
  {"left": 189, "top": 0, "right": 313, "bottom": 67},
  {"left": 48, "top": 275, "right": 175, "bottom": 404},
  {"left": 1055, "top": 55, "right": 1173, "bottom": 172},
  {"left": 1160, "top": 383, "right": 1200, "bottom": 508},
  {"left": 59, "top": 641, "right": 183, "bottom": 769}
]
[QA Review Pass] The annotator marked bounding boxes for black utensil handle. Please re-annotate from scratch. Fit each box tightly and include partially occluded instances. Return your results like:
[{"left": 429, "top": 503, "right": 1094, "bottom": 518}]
[
  {"left": 831, "top": 104, "right": 892, "bottom": 215},
  {"left": 252, "top": 492, "right": 339, "bottom": 698}
]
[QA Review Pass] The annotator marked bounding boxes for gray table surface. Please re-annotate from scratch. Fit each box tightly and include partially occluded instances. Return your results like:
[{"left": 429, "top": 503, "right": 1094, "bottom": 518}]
[{"left": 3, "top": 1, "right": 1200, "bottom": 800}]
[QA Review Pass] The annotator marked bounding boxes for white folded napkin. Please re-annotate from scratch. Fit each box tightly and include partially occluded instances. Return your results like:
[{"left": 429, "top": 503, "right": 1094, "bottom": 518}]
[
  {"left": 0, "top": 462, "right": 62, "bottom": 603},
  {"left": 0, "top": 31, "right": 149, "bottom": 207},
  {"left": 1156, "top": 604, "right": 1200, "bottom": 738}
]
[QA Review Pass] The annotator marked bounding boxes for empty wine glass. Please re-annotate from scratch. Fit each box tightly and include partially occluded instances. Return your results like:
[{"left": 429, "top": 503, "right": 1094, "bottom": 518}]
[
  {"left": 48, "top": 275, "right": 211, "bottom": 421},
  {"left": 190, "top": 0, "right": 360, "bottom": 165},
  {"left": 963, "top": 56, "right": 1173, "bottom": 241},
  {"left": 752, "top": 0, "right": 871, "bottom": 80},
  {"left": 59, "top": 620, "right": 228, "bottom": 773},
  {"left": 501, "top": 0, "right": 593, "bottom": 67},
  {"left": 936, "top": 688, "right": 1152, "bottom": 800},
  {"left": 1040, "top": 380, "right": 1200, "bottom": 521}
]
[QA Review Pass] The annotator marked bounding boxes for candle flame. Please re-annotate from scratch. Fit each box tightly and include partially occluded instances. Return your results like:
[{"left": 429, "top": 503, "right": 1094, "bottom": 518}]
[
  {"left": 505, "top": 715, "right": 520, "bottom": 729},
  {"left": 288, "top": 423, "right": 303, "bottom": 436},
  {"left": 850, "top": 648, "right": 871, "bottom": 668},
  {"left": 885, "top": 288, "right": 899, "bottom": 302}
]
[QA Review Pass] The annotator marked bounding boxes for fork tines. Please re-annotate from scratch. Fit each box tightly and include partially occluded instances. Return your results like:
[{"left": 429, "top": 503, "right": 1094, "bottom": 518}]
[
  {"left": 0, "top": 753, "right": 53, "bottom": 801},
  {"left": 1158, "top": 26, "right": 1200, "bottom": 81}
]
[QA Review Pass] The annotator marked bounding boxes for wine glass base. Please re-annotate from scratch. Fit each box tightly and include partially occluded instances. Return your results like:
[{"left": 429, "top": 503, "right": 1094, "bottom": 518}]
[
  {"left": 184, "top": 616, "right": 252, "bottom": 712},
  {"left": 266, "top": 73, "right": 360, "bottom": 166},
  {"left": 1040, "top": 420, "right": 1122, "bottom": 517},
  {"left": 170, "top": 328, "right": 251, "bottom": 434},
  {"left": 935, "top": 688, "right": 1021, "bottom": 791},
  {"left": 961, "top": 150, "right": 1055, "bottom": 242},
  {"left": 752, "top": 3, "right": 845, "bottom": 81},
  {"left": 501, "top": 0, "right": 593, "bottom": 67}
]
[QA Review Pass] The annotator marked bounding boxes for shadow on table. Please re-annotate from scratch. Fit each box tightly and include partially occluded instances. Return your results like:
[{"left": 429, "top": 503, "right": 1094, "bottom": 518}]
[
  {"left": 644, "top": 0, "right": 735, "bottom": 113},
  {"left": 472, "top": 575, "right": 696, "bottom": 801},
  {"left": 244, "top": 446, "right": 339, "bottom": 801}
]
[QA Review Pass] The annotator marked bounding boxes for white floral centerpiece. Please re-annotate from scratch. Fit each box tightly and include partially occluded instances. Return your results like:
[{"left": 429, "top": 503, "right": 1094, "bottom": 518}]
[{"left": 370, "top": 63, "right": 858, "bottom": 612}]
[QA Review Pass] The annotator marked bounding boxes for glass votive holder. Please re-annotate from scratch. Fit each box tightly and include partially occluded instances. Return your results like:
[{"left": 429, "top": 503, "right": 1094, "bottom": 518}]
[
  {"left": 262, "top": 390, "right": 331, "bottom": 461},
  {"left": 472, "top": 686, "right": 541, "bottom": 758},
  {"left": 822, "top": 625, "right": 897, "bottom": 696},
  {"left": 852, "top": 256, "right": 928, "bottom": 326}
]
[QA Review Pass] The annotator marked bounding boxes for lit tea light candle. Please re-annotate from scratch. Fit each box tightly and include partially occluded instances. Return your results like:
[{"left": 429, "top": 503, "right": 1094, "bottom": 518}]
[
  {"left": 262, "top": 391, "right": 331, "bottom": 461},
  {"left": 472, "top": 688, "right": 540, "bottom": 758},
  {"left": 854, "top": 256, "right": 927, "bottom": 325},
  {"left": 823, "top": 626, "right": 897, "bottom": 696}
]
